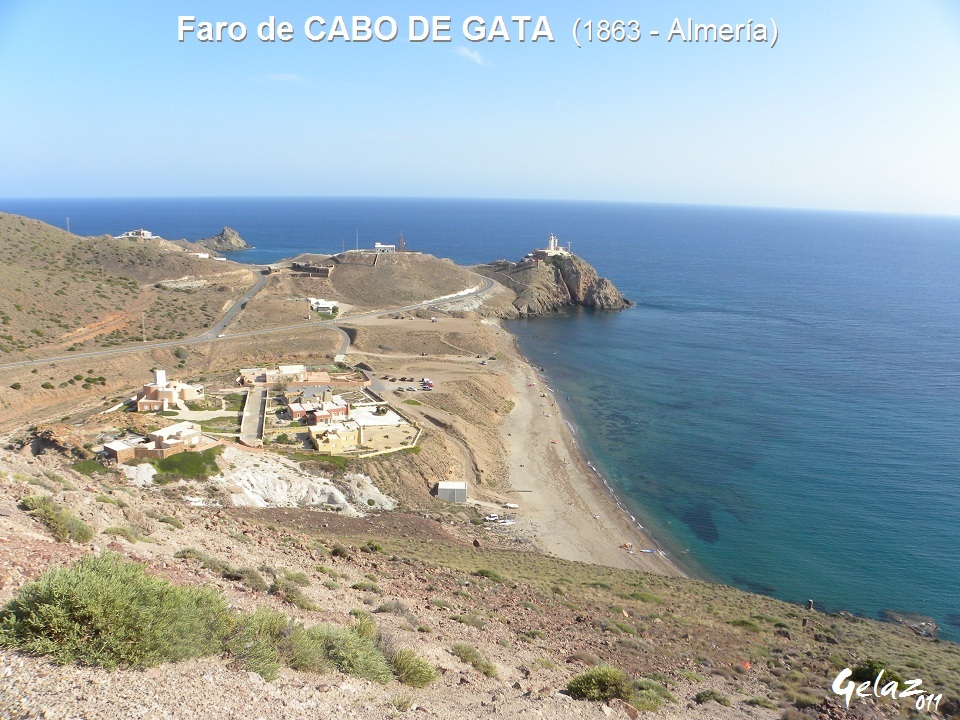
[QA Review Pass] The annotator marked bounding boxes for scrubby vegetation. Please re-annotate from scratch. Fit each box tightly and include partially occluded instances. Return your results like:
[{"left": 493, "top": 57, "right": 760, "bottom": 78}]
[
  {"left": 150, "top": 446, "right": 223, "bottom": 483},
  {"left": 20, "top": 495, "right": 93, "bottom": 543},
  {"left": 451, "top": 643, "right": 497, "bottom": 678},
  {"left": 0, "top": 554, "right": 437, "bottom": 687},
  {"left": 0, "top": 553, "right": 227, "bottom": 669}
]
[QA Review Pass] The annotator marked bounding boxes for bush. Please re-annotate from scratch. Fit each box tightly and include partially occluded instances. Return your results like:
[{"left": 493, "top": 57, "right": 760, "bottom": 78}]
[
  {"left": 174, "top": 547, "right": 231, "bottom": 574},
  {"left": 20, "top": 495, "right": 93, "bottom": 543},
  {"left": 694, "top": 689, "right": 732, "bottom": 707},
  {"left": 270, "top": 577, "right": 319, "bottom": 611},
  {"left": 472, "top": 569, "right": 504, "bottom": 583},
  {"left": 451, "top": 643, "right": 497, "bottom": 677},
  {"left": 0, "top": 553, "right": 229, "bottom": 670},
  {"left": 566, "top": 666, "right": 633, "bottom": 702},
  {"left": 223, "top": 567, "right": 269, "bottom": 593},
  {"left": 152, "top": 447, "right": 222, "bottom": 482},
  {"left": 388, "top": 648, "right": 438, "bottom": 688},
  {"left": 453, "top": 613, "right": 486, "bottom": 629},
  {"left": 331, "top": 544, "right": 352, "bottom": 558},
  {"left": 851, "top": 659, "right": 905, "bottom": 690},
  {"left": 223, "top": 607, "right": 289, "bottom": 681},
  {"left": 307, "top": 624, "right": 393, "bottom": 682}
]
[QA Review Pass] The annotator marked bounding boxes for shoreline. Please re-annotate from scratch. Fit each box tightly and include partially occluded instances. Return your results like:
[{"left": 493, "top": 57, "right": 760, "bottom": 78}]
[{"left": 489, "top": 322, "right": 687, "bottom": 577}]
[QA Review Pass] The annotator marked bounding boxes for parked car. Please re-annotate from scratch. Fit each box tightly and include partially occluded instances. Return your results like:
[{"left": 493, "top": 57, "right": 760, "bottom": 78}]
[{"left": 483, "top": 514, "right": 499, "bottom": 522}]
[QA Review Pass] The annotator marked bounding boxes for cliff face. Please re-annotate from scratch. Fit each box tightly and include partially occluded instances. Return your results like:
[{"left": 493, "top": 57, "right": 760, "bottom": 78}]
[
  {"left": 476, "top": 254, "right": 633, "bottom": 317},
  {"left": 196, "top": 227, "right": 251, "bottom": 252}
]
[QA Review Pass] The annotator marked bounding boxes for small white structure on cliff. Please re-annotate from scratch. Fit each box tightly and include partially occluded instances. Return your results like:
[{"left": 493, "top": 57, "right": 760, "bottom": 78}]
[{"left": 532, "top": 233, "right": 572, "bottom": 259}]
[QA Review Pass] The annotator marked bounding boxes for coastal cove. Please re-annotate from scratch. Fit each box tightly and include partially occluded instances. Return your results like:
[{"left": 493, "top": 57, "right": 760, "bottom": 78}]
[{"left": 5, "top": 197, "right": 960, "bottom": 640}]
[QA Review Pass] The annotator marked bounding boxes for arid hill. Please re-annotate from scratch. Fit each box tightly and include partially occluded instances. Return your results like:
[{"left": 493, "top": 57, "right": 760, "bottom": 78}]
[{"left": 0, "top": 213, "right": 255, "bottom": 358}]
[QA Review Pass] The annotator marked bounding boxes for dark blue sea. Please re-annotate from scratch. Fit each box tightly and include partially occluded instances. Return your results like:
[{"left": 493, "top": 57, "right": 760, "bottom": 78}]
[{"left": 5, "top": 197, "right": 960, "bottom": 639}]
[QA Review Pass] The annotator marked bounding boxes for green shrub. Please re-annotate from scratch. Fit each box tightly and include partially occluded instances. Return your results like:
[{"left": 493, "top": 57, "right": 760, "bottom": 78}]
[
  {"left": 451, "top": 643, "right": 497, "bottom": 677},
  {"left": 224, "top": 607, "right": 288, "bottom": 680},
  {"left": 280, "top": 569, "right": 311, "bottom": 587},
  {"left": 351, "top": 610, "right": 377, "bottom": 640},
  {"left": 388, "top": 648, "right": 438, "bottom": 688},
  {"left": 331, "top": 544, "right": 352, "bottom": 558},
  {"left": 694, "top": 689, "right": 732, "bottom": 707},
  {"left": 851, "top": 659, "right": 905, "bottom": 690},
  {"left": 351, "top": 581, "right": 382, "bottom": 594},
  {"left": 307, "top": 624, "right": 393, "bottom": 682},
  {"left": 270, "top": 577, "right": 319, "bottom": 611},
  {"left": 20, "top": 495, "right": 93, "bottom": 543},
  {"left": 566, "top": 666, "right": 633, "bottom": 702},
  {"left": 102, "top": 526, "right": 154, "bottom": 544},
  {"left": 0, "top": 553, "right": 229, "bottom": 669},
  {"left": 152, "top": 447, "right": 222, "bottom": 482},
  {"left": 453, "top": 613, "right": 486, "bottom": 629},
  {"left": 223, "top": 567, "right": 269, "bottom": 593},
  {"left": 472, "top": 569, "right": 504, "bottom": 583},
  {"left": 174, "top": 548, "right": 231, "bottom": 574},
  {"left": 95, "top": 494, "right": 125, "bottom": 508},
  {"left": 727, "top": 618, "right": 761, "bottom": 632}
]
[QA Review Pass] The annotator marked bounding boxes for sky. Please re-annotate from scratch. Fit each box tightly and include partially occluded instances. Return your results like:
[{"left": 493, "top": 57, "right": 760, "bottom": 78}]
[{"left": 0, "top": 1, "right": 958, "bottom": 215}]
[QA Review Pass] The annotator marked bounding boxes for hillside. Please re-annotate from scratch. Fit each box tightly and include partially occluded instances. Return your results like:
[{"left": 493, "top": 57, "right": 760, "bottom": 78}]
[
  {"left": 0, "top": 213, "right": 255, "bottom": 357},
  {"left": 1, "top": 445, "right": 958, "bottom": 719}
]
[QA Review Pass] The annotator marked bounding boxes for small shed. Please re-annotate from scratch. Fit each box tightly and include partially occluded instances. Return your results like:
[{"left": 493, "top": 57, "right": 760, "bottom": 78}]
[
  {"left": 104, "top": 440, "right": 135, "bottom": 463},
  {"left": 436, "top": 481, "right": 467, "bottom": 504}
]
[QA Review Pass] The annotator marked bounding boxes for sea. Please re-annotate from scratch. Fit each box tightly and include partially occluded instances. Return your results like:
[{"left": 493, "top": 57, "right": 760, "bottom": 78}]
[{"left": 4, "top": 197, "right": 960, "bottom": 640}]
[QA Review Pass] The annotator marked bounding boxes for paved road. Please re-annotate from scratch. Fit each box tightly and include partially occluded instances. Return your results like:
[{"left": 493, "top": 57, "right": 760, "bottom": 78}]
[
  {"left": 239, "top": 385, "right": 266, "bottom": 447},
  {"left": 0, "top": 274, "right": 495, "bottom": 371},
  {"left": 204, "top": 270, "right": 268, "bottom": 339}
]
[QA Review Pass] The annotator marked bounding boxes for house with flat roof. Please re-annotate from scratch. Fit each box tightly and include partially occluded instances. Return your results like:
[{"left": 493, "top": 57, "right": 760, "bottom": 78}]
[{"left": 135, "top": 369, "right": 204, "bottom": 412}]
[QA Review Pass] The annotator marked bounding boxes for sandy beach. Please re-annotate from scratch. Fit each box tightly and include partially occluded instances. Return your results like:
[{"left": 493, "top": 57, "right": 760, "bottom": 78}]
[{"left": 494, "top": 344, "right": 684, "bottom": 576}]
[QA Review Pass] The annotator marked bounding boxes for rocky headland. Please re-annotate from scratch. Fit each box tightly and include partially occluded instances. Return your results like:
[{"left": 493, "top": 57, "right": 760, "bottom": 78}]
[
  {"left": 475, "top": 254, "right": 633, "bottom": 317},
  {"left": 196, "top": 226, "right": 252, "bottom": 253}
]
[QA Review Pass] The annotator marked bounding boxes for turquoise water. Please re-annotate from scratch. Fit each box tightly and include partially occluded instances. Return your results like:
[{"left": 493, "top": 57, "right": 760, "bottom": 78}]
[{"left": 4, "top": 198, "right": 960, "bottom": 637}]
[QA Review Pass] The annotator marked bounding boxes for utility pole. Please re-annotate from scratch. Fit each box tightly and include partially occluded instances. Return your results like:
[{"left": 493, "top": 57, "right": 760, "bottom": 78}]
[
  {"left": 141, "top": 312, "right": 146, "bottom": 343},
  {"left": 66, "top": 217, "right": 70, "bottom": 234}
]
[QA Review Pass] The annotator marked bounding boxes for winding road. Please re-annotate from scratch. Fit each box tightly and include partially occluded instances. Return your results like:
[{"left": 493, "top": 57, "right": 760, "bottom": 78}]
[{"left": 0, "top": 273, "right": 495, "bottom": 371}]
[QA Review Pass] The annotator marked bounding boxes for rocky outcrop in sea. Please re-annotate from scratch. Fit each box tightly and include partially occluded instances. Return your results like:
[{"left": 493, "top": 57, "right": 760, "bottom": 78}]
[
  {"left": 476, "top": 253, "right": 633, "bottom": 317},
  {"left": 196, "top": 227, "right": 251, "bottom": 252}
]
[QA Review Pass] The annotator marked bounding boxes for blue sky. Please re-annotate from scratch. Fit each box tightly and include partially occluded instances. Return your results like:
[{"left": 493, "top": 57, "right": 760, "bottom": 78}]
[{"left": 1, "top": 1, "right": 958, "bottom": 214}]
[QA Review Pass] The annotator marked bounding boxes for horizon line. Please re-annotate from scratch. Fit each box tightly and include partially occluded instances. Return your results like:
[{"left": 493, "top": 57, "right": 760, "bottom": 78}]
[{"left": 0, "top": 195, "right": 958, "bottom": 221}]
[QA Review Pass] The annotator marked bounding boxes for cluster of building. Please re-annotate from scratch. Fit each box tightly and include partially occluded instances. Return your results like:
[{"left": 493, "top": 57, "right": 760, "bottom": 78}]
[
  {"left": 134, "top": 370, "right": 204, "bottom": 412},
  {"left": 291, "top": 261, "right": 334, "bottom": 278},
  {"left": 103, "top": 421, "right": 203, "bottom": 463},
  {"left": 523, "top": 233, "right": 573, "bottom": 263},
  {"left": 115, "top": 228, "right": 161, "bottom": 240}
]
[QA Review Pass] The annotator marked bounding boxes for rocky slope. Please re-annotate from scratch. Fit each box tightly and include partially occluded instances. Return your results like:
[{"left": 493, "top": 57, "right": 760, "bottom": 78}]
[
  {"left": 475, "top": 254, "right": 633, "bottom": 317},
  {"left": 196, "top": 226, "right": 252, "bottom": 252}
]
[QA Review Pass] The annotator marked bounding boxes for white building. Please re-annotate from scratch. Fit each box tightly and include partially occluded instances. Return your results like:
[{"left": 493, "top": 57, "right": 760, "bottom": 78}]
[
  {"left": 533, "top": 233, "right": 572, "bottom": 258},
  {"left": 308, "top": 298, "right": 339, "bottom": 314},
  {"left": 373, "top": 243, "right": 396, "bottom": 253},
  {"left": 116, "top": 229, "right": 160, "bottom": 240}
]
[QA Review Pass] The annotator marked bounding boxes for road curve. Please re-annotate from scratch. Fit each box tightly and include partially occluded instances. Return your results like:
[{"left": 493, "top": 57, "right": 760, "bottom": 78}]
[{"left": 0, "top": 273, "right": 496, "bottom": 371}]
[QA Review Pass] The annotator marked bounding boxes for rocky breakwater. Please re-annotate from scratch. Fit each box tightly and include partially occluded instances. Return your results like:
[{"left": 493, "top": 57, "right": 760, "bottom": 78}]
[
  {"left": 476, "top": 253, "right": 633, "bottom": 317},
  {"left": 196, "top": 226, "right": 251, "bottom": 253}
]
